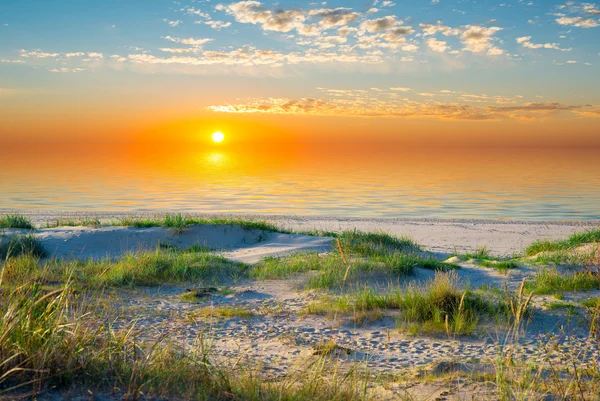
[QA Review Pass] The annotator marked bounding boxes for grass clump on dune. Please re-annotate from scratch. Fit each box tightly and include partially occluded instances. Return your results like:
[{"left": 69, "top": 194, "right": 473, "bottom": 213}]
[
  {"left": 191, "top": 305, "right": 254, "bottom": 320},
  {"left": 59, "top": 249, "right": 248, "bottom": 287},
  {"left": 252, "top": 230, "right": 457, "bottom": 289},
  {"left": 118, "top": 213, "right": 286, "bottom": 234},
  {"left": 305, "top": 271, "right": 506, "bottom": 336},
  {"left": 524, "top": 268, "right": 599, "bottom": 295},
  {"left": 335, "top": 229, "right": 421, "bottom": 256},
  {"left": 476, "top": 259, "right": 520, "bottom": 272},
  {"left": 0, "top": 214, "right": 34, "bottom": 229},
  {"left": 0, "top": 234, "right": 46, "bottom": 259},
  {"left": 1, "top": 248, "right": 247, "bottom": 289},
  {"left": 525, "top": 228, "right": 600, "bottom": 256}
]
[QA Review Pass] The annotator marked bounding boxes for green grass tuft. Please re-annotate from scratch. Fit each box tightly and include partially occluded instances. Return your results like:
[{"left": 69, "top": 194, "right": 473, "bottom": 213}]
[
  {"left": 191, "top": 305, "right": 254, "bottom": 319},
  {"left": 525, "top": 228, "right": 600, "bottom": 256},
  {"left": 0, "top": 214, "right": 34, "bottom": 229},
  {"left": 0, "top": 234, "right": 46, "bottom": 259},
  {"left": 252, "top": 230, "right": 455, "bottom": 289},
  {"left": 118, "top": 213, "right": 287, "bottom": 233},
  {"left": 524, "top": 268, "right": 600, "bottom": 295},
  {"left": 476, "top": 259, "right": 520, "bottom": 272},
  {"left": 304, "top": 271, "right": 509, "bottom": 336}
]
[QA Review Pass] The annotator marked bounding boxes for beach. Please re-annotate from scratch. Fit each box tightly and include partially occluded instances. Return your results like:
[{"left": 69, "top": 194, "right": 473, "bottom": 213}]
[{"left": 2, "top": 211, "right": 600, "bottom": 399}]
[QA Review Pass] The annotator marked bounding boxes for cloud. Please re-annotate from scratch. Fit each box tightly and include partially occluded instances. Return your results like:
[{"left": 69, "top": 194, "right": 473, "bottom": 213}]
[
  {"left": 583, "top": 3, "right": 600, "bottom": 15},
  {"left": 420, "top": 23, "right": 461, "bottom": 36},
  {"left": 217, "top": 1, "right": 306, "bottom": 33},
  {"left": 360, "top": 16, "right": 399, "bottom": 32},
  {"left": 556, "top": 16, "right": 599, "bottom": 27},
  {"left": 164, "top": 36, "right": 213, "bottom": 46},
  {"left": 309, "top": 8, "right": 360, "bottom": 29},
  {"left": 459, "top": 25, "right": 502, "bottom": 53},
  {"left": 426, "top": 37, "right": 448, "bottom": 52},
  {"left": 163, "top": 19, "right": 182, "bottom": 27},
  {"left": 49, "top": 67, "right": 86, "bottom": 73},
  {"left": 516, "top": 36, "right": 571, "bottom": 51},
  {"left": 205, "top": 20, "right": 232, "bottom": 30},
  {"left": 19, "top": 50, "right": 59, "bottom": 58},
  {"left": 206, "top": 89, "right": 588, "bottom": 121},
  {"left": 159, "top": 47, "right": 202, "bottom": 54}
]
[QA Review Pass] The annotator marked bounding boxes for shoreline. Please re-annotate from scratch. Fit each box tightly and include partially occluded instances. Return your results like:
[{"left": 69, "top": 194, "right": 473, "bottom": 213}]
[{"left": 2, "top": 209, "right": 599, "bottom": 226}]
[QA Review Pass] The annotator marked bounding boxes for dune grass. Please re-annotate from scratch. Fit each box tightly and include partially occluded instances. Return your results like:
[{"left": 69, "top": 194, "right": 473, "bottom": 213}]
[
  {"left": 191, "top": 305, "right": 255, "bottom": 319},
  {"left": 1, "top": 248, "right": 247, "bottom": 289},
  {"left": 476, "top": 259, "right": 520, "bottom": 272},
  {"left": 304, "top": 271, "right": 513, "bottom": 336},
  {"left": 524, "top": 268, "right": 600, "bottom": 295},
  {"left": 0, "top": 214, "right": 34, "bottom": 229},
  {"left": 252, "top": 230, "right": 457, "bottom": 289},
  {"left": 117, "top": 213, "right": 287, "bottom": 234},
  {"left": 0, "top": 234, "right": 46, "bottom": 259},
  {"left": 525, "top": 228, "right": 600, "bottom": 256},
  {"left": 0, "top": 270, "right": 373, "bottom": 400}
]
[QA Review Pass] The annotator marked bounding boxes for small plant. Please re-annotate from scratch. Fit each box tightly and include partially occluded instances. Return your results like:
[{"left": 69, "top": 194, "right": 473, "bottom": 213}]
[
  {"left": 0, "top": 234, "right": 46, "bottom": 259},
  {"left": 524, "top": 268, "right": 599, "bottom": 295},
  {"left": 117, "top": 214, "right": 287, "bottom": 233},
  {"left": 312, "top": 340, "right": 352, "bottom": 357},
  {"left": 525, "top": 228, "right": 600, "bottom": 256},
  {"left": 191, "top": 305, "right": 254, "bottom": 319},
  {"left": 466, "top": 246, "right": 491, "bottom": 260},
  {"left": 0, "top": 214, "right": 34, "bottom": 229},
  {"left": 477, "top": 259, "right": 520, "bottom": 272},
  {"left": 504, "top": 279, "right": 533, "bottom": 328}
]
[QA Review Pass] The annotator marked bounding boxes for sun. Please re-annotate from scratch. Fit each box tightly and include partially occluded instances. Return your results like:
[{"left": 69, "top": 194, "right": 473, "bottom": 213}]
[{"left": 212, "top": 131, "right": 225, "bottom": 143}]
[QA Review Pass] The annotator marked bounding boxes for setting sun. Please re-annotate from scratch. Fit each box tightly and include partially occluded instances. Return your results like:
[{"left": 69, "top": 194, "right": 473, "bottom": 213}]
[{"left": 212, "top": 131, "right": 225, "bottom": 143}]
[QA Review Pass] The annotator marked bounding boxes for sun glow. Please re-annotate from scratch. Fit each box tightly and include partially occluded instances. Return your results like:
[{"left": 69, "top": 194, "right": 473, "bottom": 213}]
[{"left": 212, "top": 131, "right": 225, "bottom": 143}]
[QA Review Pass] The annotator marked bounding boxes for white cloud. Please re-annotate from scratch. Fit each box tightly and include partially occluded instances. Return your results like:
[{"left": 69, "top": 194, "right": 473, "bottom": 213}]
[
  {"left": 426, "top": 37, "right": 448, "bottom": 52},
  {"left": 556, "top": 16, "right": 599, "bottom": 27},
  {"left": 164, "top": 36, "right": 213, "bottom": 46},
  {"left": 205, "top": 20, "right": 232, "bottom": 30},
  {"left": 19, "top": 50, "right": 59, "bottom": 58},
  {"left": 360, "top": 16, "right": 399, "bottom": 32},
  {"left": 163, "top": 19, "right": 182, "bottom": 27},
  {"left": 459, "top": 25, "right": 503, "bottom": 53},
  {"left": 516, "top": 36, "right": 571, "bottom": 51}
]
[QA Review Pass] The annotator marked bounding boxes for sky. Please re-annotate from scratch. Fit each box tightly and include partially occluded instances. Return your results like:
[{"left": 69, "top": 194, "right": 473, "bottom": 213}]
[{"left": 1, "top": 0, "right": 599, "bottom": 148}]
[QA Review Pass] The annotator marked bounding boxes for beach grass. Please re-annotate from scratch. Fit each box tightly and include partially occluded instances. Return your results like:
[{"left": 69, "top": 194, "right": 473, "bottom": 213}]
[
  {"left": 252, "top": 230, "right": 456, "bottom": 288},
  {"left": 0, "top": 214, "right": 34, "bottom": 229},
  {"left": 475, "top": 259, "right": 520, "bottom": 272},
  {"left": 525, "top": 228, "right": 600, "bottom": 256},
  {"left": 0, "top": 272, "right": 372, "bottom": 400},
  {"left": 524, "top": 268, "right": 600, "bottom": 295},
  {"left": 190, "top": 305, "right": 255, "bottom": 319},
  {"left": 304, "top": 271, "right": 517, "bottom": 336},
  {"left": 117, "top": 213, "right": 287, "bottom": 234},
  {"left": 1, "top": 248, "right": 247, "bottom": 289},
  {"left": 0, "top": 234, "right": 46, "bottom": 259}
]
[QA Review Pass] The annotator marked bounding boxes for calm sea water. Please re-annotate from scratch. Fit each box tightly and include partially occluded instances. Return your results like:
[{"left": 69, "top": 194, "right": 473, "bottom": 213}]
[{"left": 1, "top": 147, "right": 599, "bottom": 220}]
